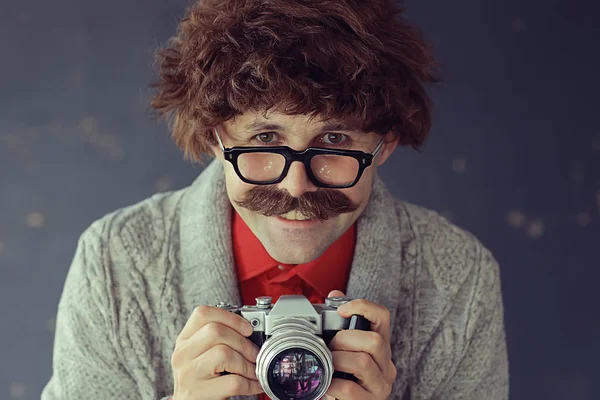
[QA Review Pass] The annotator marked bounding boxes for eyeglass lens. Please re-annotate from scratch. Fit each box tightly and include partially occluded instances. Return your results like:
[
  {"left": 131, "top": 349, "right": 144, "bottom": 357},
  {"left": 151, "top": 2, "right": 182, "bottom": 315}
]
[{"left": 237, "top": 152, "right": 360, "bottom": 186}]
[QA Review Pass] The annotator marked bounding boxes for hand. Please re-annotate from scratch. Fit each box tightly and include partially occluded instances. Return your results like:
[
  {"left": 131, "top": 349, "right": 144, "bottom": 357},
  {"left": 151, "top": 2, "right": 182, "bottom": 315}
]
[
  {"left": 324, "top": 290, "right": 397, "bottom": 400},
  {"left": 170, "top": 305, "right": 264, "bottom": 400}
]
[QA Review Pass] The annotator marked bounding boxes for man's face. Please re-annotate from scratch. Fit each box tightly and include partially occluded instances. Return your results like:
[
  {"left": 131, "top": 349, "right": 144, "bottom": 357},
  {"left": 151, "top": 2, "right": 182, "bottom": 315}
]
[{"left": 210, "top": 110, "right": 397, "bottom": 264}]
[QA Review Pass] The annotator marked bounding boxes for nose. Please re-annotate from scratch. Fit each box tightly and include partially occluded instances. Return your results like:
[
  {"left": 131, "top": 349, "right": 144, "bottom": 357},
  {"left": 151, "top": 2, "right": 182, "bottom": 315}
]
[{"left": 277, "top": 161, "right": 318, "bottom": 197}]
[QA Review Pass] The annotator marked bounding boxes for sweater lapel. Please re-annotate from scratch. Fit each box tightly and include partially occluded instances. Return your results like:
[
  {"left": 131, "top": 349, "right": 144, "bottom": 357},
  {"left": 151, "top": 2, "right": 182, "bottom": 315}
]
[
  {"left": 179, "top": 160, "right": 242, "bottom": 316},
  {"left": 345, "top": 175, "right": 404, "bottom": 337}
]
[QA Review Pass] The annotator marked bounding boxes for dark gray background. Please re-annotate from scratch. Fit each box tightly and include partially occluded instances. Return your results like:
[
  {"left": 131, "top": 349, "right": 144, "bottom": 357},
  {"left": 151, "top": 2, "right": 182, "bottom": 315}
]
[{"left": 1, "top": 0, "right": 598, "bottom": 399}]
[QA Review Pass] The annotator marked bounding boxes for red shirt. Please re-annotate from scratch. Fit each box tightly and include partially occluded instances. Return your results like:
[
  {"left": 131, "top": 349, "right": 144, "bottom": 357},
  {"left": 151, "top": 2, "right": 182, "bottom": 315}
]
[{"left": 232, "top": 211, "right": 356, "bottom": 400}]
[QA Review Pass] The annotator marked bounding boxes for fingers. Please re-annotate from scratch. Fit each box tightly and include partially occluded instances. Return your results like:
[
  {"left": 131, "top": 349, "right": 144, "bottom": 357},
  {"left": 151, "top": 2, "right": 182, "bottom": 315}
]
[
  {"left": 326, "top": 376, "right": 371, "bottom": 400},
  {"left": 324, "top": 294, "right": 396, "bottom": 400},
  {"left": 172, "top": 305, "right": 264, "bottom": 399},
  {"left": 173, "top": 322, "right": 260, "bottom": 365},
  {"left": 178, "top": 305, "right": 253, "bottom": 341},
  {"left": 198, "top": 373, "right": 264, "bottom": 398},
  {"left": 327, "top": 290, "right": 345, "bottom": 298},
  {"left": 331, "top": 351, "right": 392, "bottom": 397},
  {"left": 329, "top": 330, "right": 391, "bottom": 377},
  {"left": 336, "top": 298, "right": 391, "bottom": 345},
  {"left": 194, "top": 344, "right": 258, "bottom": 380}
]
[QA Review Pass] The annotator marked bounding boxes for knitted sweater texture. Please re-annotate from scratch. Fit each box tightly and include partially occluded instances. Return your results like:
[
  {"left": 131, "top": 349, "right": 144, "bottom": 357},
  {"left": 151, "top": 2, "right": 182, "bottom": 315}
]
[{"left": 42, "top": 160, "right": 509, "bottom": 400}]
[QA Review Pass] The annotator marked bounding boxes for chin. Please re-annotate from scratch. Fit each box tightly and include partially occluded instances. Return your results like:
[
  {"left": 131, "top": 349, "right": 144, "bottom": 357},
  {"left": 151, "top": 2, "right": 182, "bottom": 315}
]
[
  {"left": 265, "top": 247, "right": 324, "bottom": 265},
  {"left": 261, "top": 231, "right": 331, "bottom": 264},
  {"left": 236, "top": 206, "right": 355, "bottom": 264}
]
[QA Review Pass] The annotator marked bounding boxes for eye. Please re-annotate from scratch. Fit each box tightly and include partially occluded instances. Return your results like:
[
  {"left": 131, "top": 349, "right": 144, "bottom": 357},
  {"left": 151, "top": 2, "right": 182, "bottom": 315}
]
[
  {"left": 255, "top": 132, "right": 276, "bottom": 144},
  {"left": 322, "top": 133, "right": 347, "bottom": 145}
]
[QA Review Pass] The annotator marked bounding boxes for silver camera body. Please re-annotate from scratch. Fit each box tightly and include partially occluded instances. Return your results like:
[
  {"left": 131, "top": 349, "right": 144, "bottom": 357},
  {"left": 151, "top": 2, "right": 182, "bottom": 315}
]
[{"left": 216, "top": 295, "right": 370, "bottom": 400}]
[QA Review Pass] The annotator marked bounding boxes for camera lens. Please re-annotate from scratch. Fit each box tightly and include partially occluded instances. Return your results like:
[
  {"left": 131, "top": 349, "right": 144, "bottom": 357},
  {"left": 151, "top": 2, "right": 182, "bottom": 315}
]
[
  {"left": 255, "top": 317, "right": 333, "bottom": 400},
  {"left": 267, "top": 348, "right": 325, "bottom": 400}
]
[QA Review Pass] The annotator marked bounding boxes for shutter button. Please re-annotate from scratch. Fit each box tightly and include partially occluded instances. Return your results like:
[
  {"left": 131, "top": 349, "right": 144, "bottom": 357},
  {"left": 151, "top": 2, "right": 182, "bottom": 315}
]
[{"left": 256, "top": 296, "right": 272, "bottom": 308}]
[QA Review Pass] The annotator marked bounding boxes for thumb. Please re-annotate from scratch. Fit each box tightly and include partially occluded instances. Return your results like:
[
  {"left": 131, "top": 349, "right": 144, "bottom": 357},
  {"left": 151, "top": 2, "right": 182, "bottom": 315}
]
[{"left": 327, "top": 290, "right": 345, "bottom": 298}]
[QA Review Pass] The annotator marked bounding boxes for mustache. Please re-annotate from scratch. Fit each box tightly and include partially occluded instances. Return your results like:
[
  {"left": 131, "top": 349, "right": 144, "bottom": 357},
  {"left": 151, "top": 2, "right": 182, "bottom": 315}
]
[{"left": 235, "top": 186, "right": 359, "bottom": 221}]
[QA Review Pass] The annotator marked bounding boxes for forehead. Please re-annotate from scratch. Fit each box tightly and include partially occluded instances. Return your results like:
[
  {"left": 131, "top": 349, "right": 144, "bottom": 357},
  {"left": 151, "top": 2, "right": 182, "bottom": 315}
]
[{"left": 224, "top": 110, "right": 366, "bottom": 133}]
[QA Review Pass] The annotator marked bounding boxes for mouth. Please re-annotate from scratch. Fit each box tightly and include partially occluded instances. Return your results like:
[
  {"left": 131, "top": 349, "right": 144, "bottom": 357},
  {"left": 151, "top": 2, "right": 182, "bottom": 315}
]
[
  {"left": 277, "top": 210, "right": 313, "bottom": 221},
  {"left": 274, "top": 210, "right": 323, "bottom": 227}
]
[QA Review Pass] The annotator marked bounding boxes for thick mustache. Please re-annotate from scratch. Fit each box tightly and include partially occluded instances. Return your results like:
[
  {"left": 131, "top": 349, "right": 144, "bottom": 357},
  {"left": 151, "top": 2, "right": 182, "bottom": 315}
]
[{"left": 235, "top": 186, "right": 358, "bottom": 221}]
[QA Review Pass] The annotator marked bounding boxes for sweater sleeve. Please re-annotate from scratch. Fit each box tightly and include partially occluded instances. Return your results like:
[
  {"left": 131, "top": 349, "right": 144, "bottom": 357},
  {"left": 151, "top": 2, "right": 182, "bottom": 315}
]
[
  {"left": 433, "top": 247, "right": 509, "bottom": 400},
  {"left": 41, "top": 225, "right": 141, "bottom": 399}
]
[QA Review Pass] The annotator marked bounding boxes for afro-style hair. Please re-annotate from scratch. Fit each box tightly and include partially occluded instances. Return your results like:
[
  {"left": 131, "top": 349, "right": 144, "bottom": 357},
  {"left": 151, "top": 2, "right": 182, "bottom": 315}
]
[{"left": 150, "top": 0, "right": 440, "bottom": 161}]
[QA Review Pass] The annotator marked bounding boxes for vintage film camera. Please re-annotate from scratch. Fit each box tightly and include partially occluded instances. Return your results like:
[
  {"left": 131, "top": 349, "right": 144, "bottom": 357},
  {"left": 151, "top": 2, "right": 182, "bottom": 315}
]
[{"left": 216, "top": 295, "right": 371, "bottom": 400}]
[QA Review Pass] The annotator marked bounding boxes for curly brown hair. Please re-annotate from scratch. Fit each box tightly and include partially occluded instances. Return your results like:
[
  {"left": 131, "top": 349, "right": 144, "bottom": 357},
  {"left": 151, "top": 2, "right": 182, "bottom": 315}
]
[{"left": 150, "top": 0, "right": 440, "bottom": 161}]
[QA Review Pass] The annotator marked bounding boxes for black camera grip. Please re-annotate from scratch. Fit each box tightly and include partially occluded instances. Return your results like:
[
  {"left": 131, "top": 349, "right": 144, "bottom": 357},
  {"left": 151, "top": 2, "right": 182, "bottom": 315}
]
[{"left": 333, "top": 314, "right": 371, "bottom": 383}]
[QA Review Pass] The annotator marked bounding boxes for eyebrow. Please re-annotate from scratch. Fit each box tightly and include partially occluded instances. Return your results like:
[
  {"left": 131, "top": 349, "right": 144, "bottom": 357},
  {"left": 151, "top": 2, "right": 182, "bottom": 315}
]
[
  {"left": 320, "top": 122, "right": 364, "bottom": 132},
  {"left": 243, "top": 120, "right": 364, "bottom": 133},
  {"left": 243, "top": 122, "right": 286, "bottom": 132}
]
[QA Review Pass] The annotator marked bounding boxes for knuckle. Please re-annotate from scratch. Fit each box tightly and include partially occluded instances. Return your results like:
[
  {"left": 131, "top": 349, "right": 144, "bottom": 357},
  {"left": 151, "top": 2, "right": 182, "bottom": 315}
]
[
  {"left": 203, "top": 321, "right": 225, "bottom": 339},
  {"left": 368, "top": 331, "right": 385, "bottom": 351},
  {"left": 389, "top": 361, "right": 398, "bottom": 379},
  {"left": 338, "top": 380, "right": 359, "bottom": 398},
  {"left": 381, "top": 306, "right": 391, "bottom": 322},
  {"left": 171, "top": 347, "right": 185, "bottom": 368},
  {"left": 173, "top": 337, "right": 185, "bottom": 351},
  {"left": 365, "top": 332, "right": 383, "bottom": 352},
  {"left": 212, "top": 344, "right": 233, "bottom": 362},
  {"left": 193, "top": 305, "right": 211, "bottom": 320}
]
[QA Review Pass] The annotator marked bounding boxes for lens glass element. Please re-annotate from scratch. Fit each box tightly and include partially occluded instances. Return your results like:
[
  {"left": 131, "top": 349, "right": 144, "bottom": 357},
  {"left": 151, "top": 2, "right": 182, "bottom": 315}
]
[{"left": 267, "top": 348, "right": 325, "bottom": 400}]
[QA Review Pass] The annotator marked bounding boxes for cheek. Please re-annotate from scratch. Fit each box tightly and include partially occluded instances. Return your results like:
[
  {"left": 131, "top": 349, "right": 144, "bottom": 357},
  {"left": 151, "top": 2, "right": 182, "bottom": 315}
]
[
  {"left": 221, "top": 161, "right": 250, "bottom": 201},
  {"left": 344, "top": 169, "right": 375, "bottom": 206}
]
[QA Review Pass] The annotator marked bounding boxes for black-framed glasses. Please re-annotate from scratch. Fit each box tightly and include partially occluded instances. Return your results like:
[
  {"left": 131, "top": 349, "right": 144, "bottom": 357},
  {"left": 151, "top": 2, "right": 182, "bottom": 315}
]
[{"left": 214, "top": 129, "right": 385, "bottom": 189}]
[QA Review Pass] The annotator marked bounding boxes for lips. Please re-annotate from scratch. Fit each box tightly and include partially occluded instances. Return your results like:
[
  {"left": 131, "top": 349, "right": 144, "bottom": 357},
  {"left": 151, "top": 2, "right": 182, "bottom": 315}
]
[
  {"left": 274, "top": 215, "right": 321, "bottom": 228},
  {"left": 278, "top": 210, "right": 312, "bottom": 221}
]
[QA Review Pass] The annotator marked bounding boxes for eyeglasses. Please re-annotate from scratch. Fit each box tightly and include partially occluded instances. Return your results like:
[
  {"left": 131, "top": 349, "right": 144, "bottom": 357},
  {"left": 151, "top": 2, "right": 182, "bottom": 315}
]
[{"left": 214, "top": 129, "right": 385, "bottom": 189}]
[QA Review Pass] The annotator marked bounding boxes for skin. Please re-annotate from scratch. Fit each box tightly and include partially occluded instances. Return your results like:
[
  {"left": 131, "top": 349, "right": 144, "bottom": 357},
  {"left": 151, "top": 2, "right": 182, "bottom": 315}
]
[
  {"left": 168, "top": 110, "right": 399, "bottom": 399},
  {"left": 209, "top": 110, "right": 398, "bottom": 265},
  {"left": 170, "top": 290, "right": 395, "bottom": 400},
  {"left": 324, "top": 290, "right": 397, "bottom": 400},
  {"left": 171, "top": 305, "right": 263, "bottom": 399}
]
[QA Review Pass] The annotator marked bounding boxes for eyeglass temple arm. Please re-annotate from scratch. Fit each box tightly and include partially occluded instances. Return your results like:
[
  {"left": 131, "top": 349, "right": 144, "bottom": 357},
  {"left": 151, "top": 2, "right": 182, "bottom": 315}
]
[
  {"left": 372, "top": 137, "right": 386, "bottom": 157},
  {"left": 214, "top": 128, "right": 226, "bottom": 150}
]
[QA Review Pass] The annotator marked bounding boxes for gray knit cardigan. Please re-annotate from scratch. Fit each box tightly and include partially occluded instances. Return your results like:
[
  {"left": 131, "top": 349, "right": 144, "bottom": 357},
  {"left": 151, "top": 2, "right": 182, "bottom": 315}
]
[{"left": 42, "top": 160, "right": 509, "bottom": 400}]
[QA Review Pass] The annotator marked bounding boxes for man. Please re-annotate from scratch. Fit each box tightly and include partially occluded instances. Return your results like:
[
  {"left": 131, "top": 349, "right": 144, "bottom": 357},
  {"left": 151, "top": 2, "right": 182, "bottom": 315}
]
[{"left": 42, "top": 0, "right": 508, "bottom": 399}]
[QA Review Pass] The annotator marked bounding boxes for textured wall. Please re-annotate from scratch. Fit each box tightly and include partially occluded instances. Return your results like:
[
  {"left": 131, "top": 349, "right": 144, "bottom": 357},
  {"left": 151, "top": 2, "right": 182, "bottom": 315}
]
[{"left": 0, "top": 0, "right": 598, "bottom": 399}]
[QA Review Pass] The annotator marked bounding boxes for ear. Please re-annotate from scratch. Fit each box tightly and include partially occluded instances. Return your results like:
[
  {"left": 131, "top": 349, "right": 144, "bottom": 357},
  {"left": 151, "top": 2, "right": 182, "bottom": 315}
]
[{"left": 375, "top": 132, "right": 399, "bottom": 167}]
